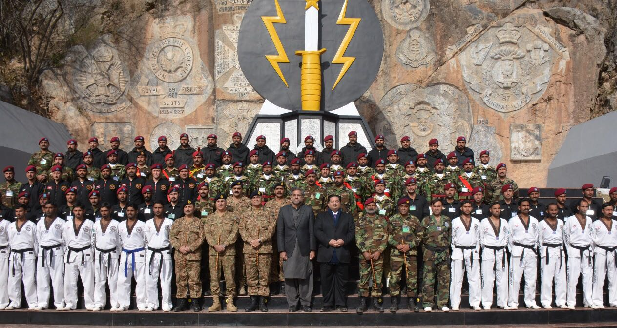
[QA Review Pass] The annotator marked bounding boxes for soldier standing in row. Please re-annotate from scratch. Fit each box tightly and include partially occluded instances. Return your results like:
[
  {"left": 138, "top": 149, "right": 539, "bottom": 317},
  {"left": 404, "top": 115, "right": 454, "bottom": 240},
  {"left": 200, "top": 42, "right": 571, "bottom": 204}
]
[
  {"left": 1, "top": 166, "right": 21, "bottom": 209},
  {"left": 264, "top": 182, "right": 289, "bottom": 294},
  {"left": 421, "top": 198, "right": 451, "bottom": 312},
  {"left": 29, "top": 137, "right": 54, "bottom": 183}
]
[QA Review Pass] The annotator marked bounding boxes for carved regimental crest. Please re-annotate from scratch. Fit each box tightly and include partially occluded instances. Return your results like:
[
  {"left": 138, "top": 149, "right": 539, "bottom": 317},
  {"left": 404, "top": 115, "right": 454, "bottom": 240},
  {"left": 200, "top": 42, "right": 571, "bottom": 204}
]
[
  {"left": 460, "top": 21, "right": 567, "bottom": 113},
  {"left": 381, "top": 0, "right": 429, "bottom": 30},
  {"left": 396, "top": 29, "right": 436, "bottom": 68}
]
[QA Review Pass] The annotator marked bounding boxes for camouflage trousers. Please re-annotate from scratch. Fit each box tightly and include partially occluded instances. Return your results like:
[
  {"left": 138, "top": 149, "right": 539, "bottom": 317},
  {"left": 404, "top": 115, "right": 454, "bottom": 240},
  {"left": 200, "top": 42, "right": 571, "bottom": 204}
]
[
  {"left": 175, "top": 257, "right": 202, "bottom": 298},
  {"left": 422, "top": 248, "right": 450, "bottom": 308},
  {"left": 270, "top": 239, "right": 284, "bottom": 283},
  {"left": 235, "top": 240, "right": 246, "bottom": 289},
  {"left": 358, "top": 256, "right": 384, "bottom": 297},
  {"left": 209, "top": 254, "right": 236, "bottom": 297},
  {"left": 389, "top": 252, "right": 418, "bottom": 297},
  {"left": 245, "top": 253, "right": 272, "bottom": 296}
]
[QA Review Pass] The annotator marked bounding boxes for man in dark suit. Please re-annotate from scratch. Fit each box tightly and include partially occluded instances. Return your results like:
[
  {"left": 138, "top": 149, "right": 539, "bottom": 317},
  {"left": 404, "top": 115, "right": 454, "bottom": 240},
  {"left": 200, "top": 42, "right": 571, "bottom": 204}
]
[
  {"left": 314, "top": 194, "right": 355, "bottom": 312},
  {"left": 277, "top": 188, "right": 316, "bottom": 312}
]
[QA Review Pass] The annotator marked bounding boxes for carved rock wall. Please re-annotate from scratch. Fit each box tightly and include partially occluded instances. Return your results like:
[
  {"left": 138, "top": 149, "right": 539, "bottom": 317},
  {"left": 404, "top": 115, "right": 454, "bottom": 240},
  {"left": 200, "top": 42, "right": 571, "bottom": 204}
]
[{"left": 39, "top": 0, "right": 608, "bottom": 186}]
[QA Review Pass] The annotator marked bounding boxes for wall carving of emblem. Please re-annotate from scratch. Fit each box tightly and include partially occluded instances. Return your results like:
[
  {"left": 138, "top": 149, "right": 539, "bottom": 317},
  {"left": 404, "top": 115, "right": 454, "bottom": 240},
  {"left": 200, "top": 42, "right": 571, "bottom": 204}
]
[
  {"left": 149, "top": 122, "right": 183, "bottom": 151},
  {"left": 510, "top": 123, "right": 542, "bottom": 161},
  {"left": 396, "top": 29, "right": 436, "bottom": 68},
  {"left": 381, "top": 0, "right": 430, "bottom": 30}
]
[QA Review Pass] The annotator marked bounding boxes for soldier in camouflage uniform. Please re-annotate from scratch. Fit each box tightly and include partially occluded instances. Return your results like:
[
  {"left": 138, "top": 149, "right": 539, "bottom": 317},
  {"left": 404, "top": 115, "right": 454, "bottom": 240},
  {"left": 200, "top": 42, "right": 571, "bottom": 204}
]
[
  {"left": 47, "top": 153, "right": 75, "bottom": 183},
  {"left": 1, "top": 166, "right": 22, "bottom": 208},
  {"left": 355, "top": 198, "right": 389, "bottom": 313},
  {"left": 284, "top": 159, "right": 305, "bottom": 190},
  {"left": 344, "top": 163, "right": 368, "bottom": 203},
  {"left": 456, "top": 158, "right": 484, "bottom": 200},
  {"left": 239, "top": 191, "right": 277, "bottom": 312},
  {"left": 263, "top": 182, "right": 289, "bottom": 293},
  {"left": 252, "top": 162, "right": 278, "bottom": 201},
  {"left": 195, "top": 182, "right": 214, "bottom": 219},
  {"left": 414, "top": 154, "right": 432, "bottom": 186},
  {"left": 28, "top": 137, "right": 54, "bottom": 182},
  {"left": 385, "top": 150, "right": 404, "bottom": 177},
  {"left": 423, "top": 159, "right": 456, "bottom": 202},
  {"left": 273, "top": 152, "right": 290, "bottom": 179},
  {"left": 301, "top": 150, "right": 318, "bottom": 174},
  {"left": 107, "top": 150, "right": 126, "bottom": 181},
  {"left": 82, "top": 151, "right": 101, "bottom": 181},
  {"left": 163, "top": 154, "right": 179, "bottom": 182},
  {"left": 487, "top": 163, "right": 519, "bottom": 203},
  {"left": 473, "top": 150, "right": 496, "bottom": 186},
  {"left": 325, "top": 171, "right": 358, "bottom": 217},
  {"left": 216, "top": 151, "right": 234, "bottom": 179},
  {"left": 329, "top": 150, "right": 345, "bottom": 172},
  {"left": 170, "top": 201, "right": 206, "bottom": 312},
  {"left": 227, "top": 162, "right": 251, "bottom": 195},
  {"left": 204, "top": 194, "right": 239, "bottom": 312},
  {"left": 388, "top": 198, "right": 422, "bottom": 312},
  {"left": 317, "top": 163, "right": 334, "bottom": 188},
  {"left": 372, "top": 180, "right": 395, "bottom": 217},
  {"left": 136, "top": 151, "right": 151, "bottom": 180},
  {"left": 227, "top": 180, "right": 250, "bottom": 212},
  {"left": 245, "top": 150, "right": 263, "bottom": 180},
  {"left": 189, "top": 150, "right": 207, "bottom": 183},
  {"left": 356, "top": 153, "right": 375, "bottom": 179},
  {"left": 420, "top": 198, "right": 452, "bottom": 312},
  {"left": 303, "top": 170, "right": 325, "bottom": 216},
  {"left": 445, "top": 152, "right": 461, "bottom": 180}
]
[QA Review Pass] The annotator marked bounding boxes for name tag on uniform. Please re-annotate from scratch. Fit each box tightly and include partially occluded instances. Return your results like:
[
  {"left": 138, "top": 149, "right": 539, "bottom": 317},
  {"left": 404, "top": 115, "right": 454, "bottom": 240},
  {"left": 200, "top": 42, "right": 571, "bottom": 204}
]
[
  {"left": 169, "top": 177, "right": 175, "bottom": 182},
  {"left": 449, "top": 208, "right": 455, "bottom": 213},
  {"left": 225, "top": 177, "right": 230, "bottom": 181},
  {"left": 197, "top": 173, "right": 204, "bottom": 179},
  {"left": 379, "top": 209, "right": 386, "bottom": 215},
  {"left": 201, "top": 210, "right": 208, "bottom": 216},
  {"left": 385, "top": 188, "right": 390, "bottom": 193},
  {"left": 113, "top": 176, "right": 119, "bottom": 181},
  {"left": 41, "top": 159, "right": 47, "bottom": 165},
  {"left": 88, "top": 177, "right": 94, "bottom": 182},
  {"left": 144, "top": 208, "right": 151, "bottom": 214},
  {"left": 476, "top": 209, "right": 482, "bottom": 215},
  {"left": 169, "top": 213, "right": 175, "bottom": 219},
  {"left": 118, "top": 212, "right": 125, "bottom": 218},
  {"left": 259, "top": 188, "right": 266, "bottom": 192},
  {"left": 461, "top": 188, "right": 468, "bottom": 192},
  {"left": 437, "top": 227, "right": 441, "bottom": 231},
  {"left": 140, "top": 172, "right": 146, "bottom": 177},
  {"left": 402, "top": 225, "right": 410, "bottom": 233},
  {"left": 315, "top": 193, "right": 321, "bottom": 199},
  {"left": 410, "top": 205, "right": 416, "bottom": 211},
  {"left": 586, "top": 209, "right": 595, "bottom": 216},
  {"left": 5, "top": 190, "right": 13, "bottom": 197},
  {"left": 540, "top": 211, "right": 544, "bottom": 216},
  {"left": 229, "top": 190, "right": 233, "bottom": 195}
]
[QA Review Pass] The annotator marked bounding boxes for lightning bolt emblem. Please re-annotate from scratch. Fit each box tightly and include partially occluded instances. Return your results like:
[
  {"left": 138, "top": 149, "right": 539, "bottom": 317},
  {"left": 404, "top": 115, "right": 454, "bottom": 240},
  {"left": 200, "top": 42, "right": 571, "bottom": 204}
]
[
  {"left": 262, "top": 0, "right": 290, "bottom": 87},
  {"left": 331, "top": 0, "right": 361, "bottom": 90}
]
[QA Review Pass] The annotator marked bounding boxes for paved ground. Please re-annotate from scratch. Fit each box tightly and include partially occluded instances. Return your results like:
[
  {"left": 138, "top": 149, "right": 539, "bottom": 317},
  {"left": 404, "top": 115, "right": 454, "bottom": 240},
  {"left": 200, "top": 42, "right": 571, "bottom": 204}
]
[{"left": 1, "top": 325, "right": 617, "bottom": 328}]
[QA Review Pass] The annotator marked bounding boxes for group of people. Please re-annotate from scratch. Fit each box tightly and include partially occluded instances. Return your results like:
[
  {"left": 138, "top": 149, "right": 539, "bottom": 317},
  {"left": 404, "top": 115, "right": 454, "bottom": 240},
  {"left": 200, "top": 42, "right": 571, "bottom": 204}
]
[{"left": 0, "top": 131, "right": 615, "bottom": 314}]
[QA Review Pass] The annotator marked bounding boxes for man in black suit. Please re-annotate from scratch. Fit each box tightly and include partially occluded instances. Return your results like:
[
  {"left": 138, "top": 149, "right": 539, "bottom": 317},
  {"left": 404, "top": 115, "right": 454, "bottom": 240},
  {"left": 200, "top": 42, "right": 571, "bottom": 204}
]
[
  {"left": 277, "top": 188, "right": 316, "bottom": 312},
  {"left": 314, "top": 194, "right": 355, "bottom": 312}
]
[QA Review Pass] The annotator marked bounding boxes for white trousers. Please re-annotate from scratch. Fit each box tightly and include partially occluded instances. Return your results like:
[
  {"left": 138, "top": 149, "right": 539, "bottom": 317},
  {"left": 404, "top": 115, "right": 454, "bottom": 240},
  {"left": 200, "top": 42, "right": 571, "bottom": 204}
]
[
  {"left": 145, "top": 251, "right": 173, "bottom": 310},
  {"left": 592, "top": 250, "right": 617, "bottom": 307},
  {"left": 0, "top": 249, "right": 9, "bottom": 309},
  {"left": 117, "top": 250, "right": 146, "bottom": 309},
  {"left": 481, "top": 248, "right": 509, "bottom": 308},
  {"left": 450, "top": 250, "right": 481, "bottom": 308},
  {"left": 540, "top": 248, "right": 566, "bottom": 307},
  {"left": 94, "top": 251, "right": 119, "bottom": 308},
  {"left": 508, "top": 252, "right": 538, "bottom": 308},
  {"left": 8, "top": 252, "right": 38, "bottom": 308},
  {"left": 566, "top": 253, "right": 593, "bottom": 307},
  {"left": 36, "top": 248, "right": 65, "bottom": 309},
  {"left": 64, "top": 258, "right": 95, "bottom": 309}
]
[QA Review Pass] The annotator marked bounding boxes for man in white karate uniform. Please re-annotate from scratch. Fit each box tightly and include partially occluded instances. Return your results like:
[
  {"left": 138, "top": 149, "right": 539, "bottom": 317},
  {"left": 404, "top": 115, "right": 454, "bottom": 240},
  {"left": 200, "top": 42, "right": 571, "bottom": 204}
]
[
  {"left": 450, "top": 200, "right": 481, "bottom": 310},
  {"left": 61, "top": 202, "right": 95, "bottom": 310},
  {"left": 0, "top": 201, "right": 11, "bottom": 309},
  {"left": 507, "top": 198, "right": 540, "bottom": 309},
  {"left": 36, "top": 202, "right": 65, "bottom": 310},
  {"left": 479, "top": 202, "right": 510, "bottom": 309},
  {"left": 93, "top": 202, "right": 121, "bottom": 311},
  {"left": 538, "top": 203, "right": 566, "bottom": 308},
  {"left": 144, "top": 201, "right": 174, "bottom": 311},
  {"left": 6, "top": 205, "right": 38, "bottom": 309},
  {"left": 591, "top": 203, "right": 617, "bottom": 308},
  {"left": 564, "top": 199, "right": 593, "bottom": 309},
  {"left": 116, "top": 203, "right": 147, "bottom": 311}
]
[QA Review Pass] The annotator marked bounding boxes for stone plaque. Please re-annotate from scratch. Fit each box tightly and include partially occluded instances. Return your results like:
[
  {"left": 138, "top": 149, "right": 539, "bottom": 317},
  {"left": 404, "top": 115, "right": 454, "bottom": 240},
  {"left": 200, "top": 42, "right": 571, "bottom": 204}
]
[
  {"left": 130, "top": 15, "right": 214, "bottom": 118},
  {"left": 510, "top": 123, "right": 542, "bottom": 161},
  {"left": 300, "top": 119, "right": 323, "bottom": 151},
  {"left": 285, "top": 119, "right": 299, "bottom": 154},
  {"left": 324, "top": 121, "right": 337, "bottom": 144},
  {"left": 459, "top": 16, "right": 568, "bottom": 113},
  {"left": 90, "top": 122, "right": 135, "bottom": 151},
  {"left": 379, "top": 83, "right": 472, "bottom": 152},
  {"left": 214, "top": 101, "right": 262, "bottom": 147},
  {"left": 396, "top": 29, "right": 436, "bottom": 68},
  {"left": 214, "top": 0, "right": 253, "bottom": 13},
  {"left": 467, "top": 123, "right": 503, "bottom": 165},
  {"left": 150, "top": 122, "right": 182, "bottom": 151},
  {"left": 186, "top": 125, "right": 216, "bottom": 148},
  {"left": 381, "top": 0, "right": 430, "bottom": 30},
  {"left": 66, "top": 37, "right": 131, "bottom": 114}
]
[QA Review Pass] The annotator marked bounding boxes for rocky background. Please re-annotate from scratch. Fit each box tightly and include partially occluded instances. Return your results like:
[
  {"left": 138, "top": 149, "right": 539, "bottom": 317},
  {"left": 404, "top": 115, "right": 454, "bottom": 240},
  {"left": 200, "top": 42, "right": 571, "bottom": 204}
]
[{"left": 0, "top": 0, "right": 615, "bottom": 186}]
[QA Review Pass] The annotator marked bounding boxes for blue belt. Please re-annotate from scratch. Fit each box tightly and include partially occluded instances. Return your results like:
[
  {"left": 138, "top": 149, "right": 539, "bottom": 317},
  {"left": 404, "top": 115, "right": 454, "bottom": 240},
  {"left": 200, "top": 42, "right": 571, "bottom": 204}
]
[{"left": 122, "top": 247, "right": 145, "bottom": 277}]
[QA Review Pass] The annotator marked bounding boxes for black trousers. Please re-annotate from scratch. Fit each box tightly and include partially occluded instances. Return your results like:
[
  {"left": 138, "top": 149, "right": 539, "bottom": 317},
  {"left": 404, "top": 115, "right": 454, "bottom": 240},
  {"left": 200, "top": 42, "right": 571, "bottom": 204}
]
[{"left": 320, "top": 262, "right": 348, "bottom": 307}]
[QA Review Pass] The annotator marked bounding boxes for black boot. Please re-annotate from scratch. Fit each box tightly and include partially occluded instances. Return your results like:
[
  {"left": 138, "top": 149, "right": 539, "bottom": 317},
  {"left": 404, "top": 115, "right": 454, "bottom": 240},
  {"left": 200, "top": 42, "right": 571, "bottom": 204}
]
[
  {"left": 407, "top": 297, "right": 415, "bottom": 311},
  {"left": 356, "top": 297, "right": 368, "bottom": 314},
  {"left": 373, "top": 297, "right": 384, "bottom": 313},
  {"left": 245, "top": 296, "right": 259, "bottom": 312},
  {"left": 390, "top": 296, "right": 398, "bottom": 313},
  {"left": 279, "top": 282, "right": 285, "bottom": 295},
  {"left": 191, "top": 298, "right": 201, "bottom": 312},
  {"left": 260, "top": 296, "right": 268, "bottom": 312},
  {"left": 173, "top": 298, "right": 187, "bottom": 312}
]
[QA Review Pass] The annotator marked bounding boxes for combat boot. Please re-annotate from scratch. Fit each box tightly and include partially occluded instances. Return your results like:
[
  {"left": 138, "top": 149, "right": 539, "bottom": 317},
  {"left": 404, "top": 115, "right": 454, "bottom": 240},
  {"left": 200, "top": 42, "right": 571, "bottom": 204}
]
[
  {"left": 356, "top": 297, "right": 368, "bottom": 314},
  {"left": 245, "top": 296, "right": 259, "bottom": 312},
  {"left": 208, "top": 297, "right": 221, "bottom": 312},
  {"left": 173, "top": 298, "right": 187, "bottom": 312},
  {"left": 226, "top": 296, "right": 237, "bottom": 312},
  {"left": 408, "top": 297, "right": 419, "bottom": 312},
  {"left": 191, "top": 299, "right": 201, "bottom": 312},
  {"left": 259, "top": 296, "right": 268, "bottom": 312},
  {"left": 279, "top": 281, "right": 286, "bottom": 295},
  {"left": 390, "top": 296, "right": 398, "bottom": 313},
  {"left": 239, "top": 286, "right": 247, "bottom": 296},
  {"left": 373, "top": 297, "right": 384, "bottom": 313}
]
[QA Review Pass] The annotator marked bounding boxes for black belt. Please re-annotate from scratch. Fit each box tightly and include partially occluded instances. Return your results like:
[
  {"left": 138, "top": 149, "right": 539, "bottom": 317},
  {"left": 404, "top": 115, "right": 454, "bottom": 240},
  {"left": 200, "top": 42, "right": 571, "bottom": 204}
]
[
  {"left": 597, "top": 245, "right": 617, "bottom": 268},
  {"left": 455, "top": 245, "right": 477, "bottom": 268},
  {"left": 95, "top": 246, "right": 117, "bottom": 275},
  {"left": 67, "top": 245, "right": 91, "bottom": 265},
  {"left": 147, "top": 246, "right": 171, "bottom": 275},
  {"left": 0, "top": 245, "right": 7, "bottom": 250},
  {"left": 571, "top": 244, "right": 592, "bottom": 266},
  {"left": 484, "top": 245, "right": 507, "bottom": 269},
  {"left": 543, "top": 243, "right": 563, "bottom": 268},
  {"left": 513, "top": 242, "right": 538, "bottom": 264},
  {"left": 10, "top": 248, "right": 34, "bottom": 276},
  {"left": 41, "top": 244, "right": 62, "bottom": 268}
]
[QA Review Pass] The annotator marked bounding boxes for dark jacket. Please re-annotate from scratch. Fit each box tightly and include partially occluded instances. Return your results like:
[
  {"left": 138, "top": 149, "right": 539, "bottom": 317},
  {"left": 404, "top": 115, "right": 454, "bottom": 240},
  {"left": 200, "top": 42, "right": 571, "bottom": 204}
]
[
  {"left": 127, "top": 147, "right": 153, "bottom": 166},
  {"left": 227, "top": 143, "right": 250, "bottom": 165},
  {"left": 254, "top": 144, "right": 275, "bottom": 165},
  {"left": 314, "top": 210, "right": 355, "bottom": 263},
  {"left": 20, "top": 182, "right": 43, "bottom": 211},
  {"left": 201, "top": 145, "right": 225, "bottom": 167},
  {"left": 425, "top": 149, "right": 447, "bottom": 168},
  {"left": 454, "top": 147, "right": 475, "bottom": 167},
  {"left": 90, "top": 147, "right": 107, "bottom": 168},
  {"left": 119, "top": 176, "right": 146, "bottom": 205},
  {"left": 340, "top": 142, "right": 367, "bottom": 166},
  {"left": 368, "top": 147, "right": 389, "bottom": 167},
  {"left": 174, "top": 146, "right": 195, "bottom": 167},
  {"left": 65, "top": 150, "right": 82, "bottom": 170},
  {"left": 403, "top": 194, "right": 429, "bottom": 219},
  {"left": 152, "top": 147, "right": 173, "bottom": 165},
  {"left": 277, "top": 204, "right": 316, "bottom": 257},
  {"left": 318, "top": 147, "right": 337, "bottom": 165},
  {"left": 297, "top": 146, "right": 320, "bottom": 165},
  {"left": 397, "top": 147, "right": 419, "bottom": 165},
  {"left": 281, "top": 149, "right": 297, "bottom": 165}
]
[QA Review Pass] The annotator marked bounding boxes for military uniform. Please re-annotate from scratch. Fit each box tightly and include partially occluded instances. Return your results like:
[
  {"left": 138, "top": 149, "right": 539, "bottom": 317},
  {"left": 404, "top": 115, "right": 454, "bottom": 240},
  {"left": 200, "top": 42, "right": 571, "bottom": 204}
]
[
  {"left": 284, "top": 173, "right": 305, "bottom": 191},
  {"left": 196, "top": 198, "right": 215, "bottom": 219},
  {"left": 47, "top": 166, "right": 74, "bottom": 183},
  {"left": 304, "top": 184, "right": 325, "bottom": 216},
  {"left": 355, "top": 212, "right": 389, "bottom": 298},
  {"left": 204, "top": 177, "right": 227, "bottom": 199},
  {"left": 245, "top": 164, "right": 263, "bottom": 179},
  {"left": 264, "top": 197, "right": 290, "bottom": 284},
  {"left": 473, "top": 164, "right": 496, "bottom": 185},
  {"left": 170, "top": 215, "right": 206, "bottom": 300},
  {"left": 227, "top": 196, "right": 250, "bottom": 212},
  {"left": 109, "top": 164, "right": 126, "bottom": 181},
  {"left": 488, "top": 178, "right": 519, "bottom": 204},
  {"left": 216, "top": 164, "right": 233, "bottom": 180},
  {"left": 86, "top": 166, "right": 101, "bottom": 181},
  {"left": 325, "top": 185, "right": 358, "bottom": 217},
  {"left": 28, "top": 151, "right": 54, "bottom": 178},
  {"left": 136, "top": 165, "right": 151, "bottom": 180},
  {"left": 204, "top": 210, "right": 239, "bottom": 310},
  {"left": 373, "top": 194, "right": 394, "bottom": 217},
  {"left": 239, "top": 206, "right": 276, "bottom": 297},
  {"left": 252, "top": 174, "right": 278, "bottom": 200},
  {"left": 190, "top": 166, "right": 207, "bottom": 183},
  {"left": 423, "top": 173, "right": 456, "bottom": 201},
  {"left": 456, "top": 171, "right": 484, "bottom": 199},
  {"left": 163, "top": 167, "right": 179, "bottom": 182},
  {"left": 0, "top": 180, "right": 21, "bottom": 209},
  {"left": 388, "top": 213, "right": 422, "bottom": 299},
  {"left": 273, "top": 164, "right": 290, "bottom": 179},
  {"left": 420, "top": 214, "right": 452, "bottom": 310}
]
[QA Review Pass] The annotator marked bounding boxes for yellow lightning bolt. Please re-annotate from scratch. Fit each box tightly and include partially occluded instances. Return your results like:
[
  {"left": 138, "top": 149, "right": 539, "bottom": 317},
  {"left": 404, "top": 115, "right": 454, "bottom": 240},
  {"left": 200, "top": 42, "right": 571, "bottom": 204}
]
[
  {"left": 262, "top": 0, "right": 290, "bottom": 87},
  {"left": 331, "top": 0, "right": 361, "bottom": 90}
]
